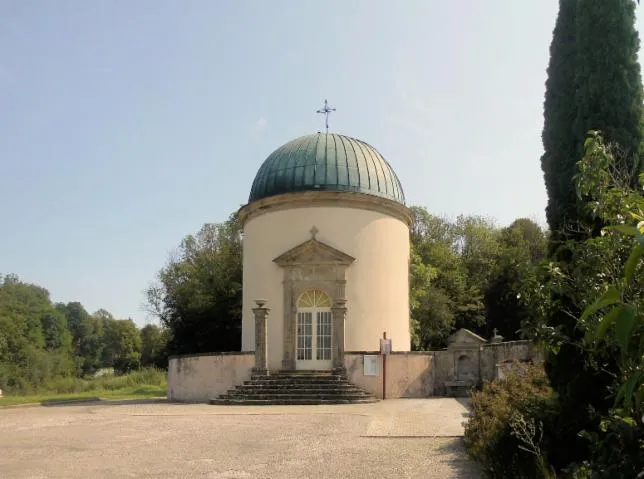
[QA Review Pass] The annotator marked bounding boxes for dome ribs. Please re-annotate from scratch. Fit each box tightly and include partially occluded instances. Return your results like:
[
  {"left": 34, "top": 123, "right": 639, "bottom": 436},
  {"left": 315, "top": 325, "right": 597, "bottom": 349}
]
[{"left": 248, "top": 133, "right": 405, "bottom": 205}]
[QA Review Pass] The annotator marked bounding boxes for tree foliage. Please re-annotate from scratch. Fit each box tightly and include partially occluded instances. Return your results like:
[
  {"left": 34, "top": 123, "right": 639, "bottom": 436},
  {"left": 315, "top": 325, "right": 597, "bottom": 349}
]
[
  {"left": 0, "top": 277, "right": 74, "bottom": 392},
  {"left": 573, "top": 0, "right": 644, "bottom": 180},
  {"left": 0, "top": 275, "right": 167, "bottom": 394},
  {"left": 541, "top": 0, "right": 580, "bottom": 240},
  {"left": 101, "top": 317, "right": 142, "bottom": 374},
  {"left": 140, "top": 324, "right": 168, "bottom": 368},
  {"left": 409, "top": 207, "right": 545, "bottom": 349},
  {"left": 534, "top": 1, "right": 644, "bottom": 472},
  {"left": 541, "top": 0, "right": 643, "bottom": 245},
  {"left": 520, "top": 133, "right": 644, "bottom": 475},
  {"left": 145, "top": 213, "right": 243, "bottom": 355}
]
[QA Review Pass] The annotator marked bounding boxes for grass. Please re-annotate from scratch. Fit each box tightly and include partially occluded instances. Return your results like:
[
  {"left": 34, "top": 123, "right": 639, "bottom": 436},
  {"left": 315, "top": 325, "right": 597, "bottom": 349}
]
[{"left": 0, "top": 369, "right": 167, "bottom": 407}]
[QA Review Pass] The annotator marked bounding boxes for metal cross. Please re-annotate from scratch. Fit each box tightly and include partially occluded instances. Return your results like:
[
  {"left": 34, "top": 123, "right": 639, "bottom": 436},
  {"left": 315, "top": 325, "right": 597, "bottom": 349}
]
[
  {"left": 309, "top": 226, "right": 319, "bottom": 239},
  {"left": 316, "top": 99, "right": 336, "bottom": 134}
]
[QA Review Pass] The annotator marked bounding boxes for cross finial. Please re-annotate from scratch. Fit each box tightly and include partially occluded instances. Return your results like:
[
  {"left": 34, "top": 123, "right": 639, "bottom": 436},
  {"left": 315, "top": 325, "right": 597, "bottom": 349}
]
[
  {"left": 309, "top": 225, "right": 319, "bottom": 239},
  {"left": 493, "top": 328, "right": 498, "bottom": 336},
  {"left": 316, "top": 99, "right": 336, "bottom": 134}
]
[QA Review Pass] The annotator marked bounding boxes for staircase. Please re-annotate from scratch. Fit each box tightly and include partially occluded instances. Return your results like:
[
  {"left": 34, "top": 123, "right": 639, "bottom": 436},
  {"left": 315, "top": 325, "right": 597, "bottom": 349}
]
[{"left": 209, "top": 370, "right": 377, "bottom": 405}]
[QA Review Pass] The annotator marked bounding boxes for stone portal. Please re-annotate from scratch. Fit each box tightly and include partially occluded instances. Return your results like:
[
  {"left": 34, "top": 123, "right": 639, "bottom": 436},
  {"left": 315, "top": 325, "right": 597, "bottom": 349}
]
[{"left": 273, "top": 230, "right": 355, "bottom": 371}]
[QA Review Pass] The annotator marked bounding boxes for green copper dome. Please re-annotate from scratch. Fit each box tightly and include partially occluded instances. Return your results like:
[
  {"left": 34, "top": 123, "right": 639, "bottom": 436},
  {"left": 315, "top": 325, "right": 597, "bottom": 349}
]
[{"left": 249, "top": 133, "right": 405, "bottom": 205}]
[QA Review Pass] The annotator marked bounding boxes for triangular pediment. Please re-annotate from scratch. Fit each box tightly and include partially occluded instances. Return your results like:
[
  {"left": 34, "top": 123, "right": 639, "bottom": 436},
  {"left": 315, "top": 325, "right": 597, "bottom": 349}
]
[
  {"left": 273, "top": 238, "right": 355, "bottom": 267},
  {"left": 447, "top": 328, "right": 488, "bottom": 349}
]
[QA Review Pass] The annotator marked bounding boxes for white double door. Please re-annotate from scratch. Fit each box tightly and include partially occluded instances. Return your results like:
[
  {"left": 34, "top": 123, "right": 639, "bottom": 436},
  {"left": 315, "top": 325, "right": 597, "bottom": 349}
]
[{"left": 296, "top": 307, "right": 332, "bottom": 370}]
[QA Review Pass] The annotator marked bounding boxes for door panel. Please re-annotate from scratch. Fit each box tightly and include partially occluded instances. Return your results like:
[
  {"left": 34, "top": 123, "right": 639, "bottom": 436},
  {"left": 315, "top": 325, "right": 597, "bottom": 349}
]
[
  {"left": 296, "top": 312, "right": 312, "bottom": 361},
  {"left": 296, "top": 308, "right": 332, "bottom": 370},
  {"left": 316, "top": 311, "right": 332, "bottom": 361}
]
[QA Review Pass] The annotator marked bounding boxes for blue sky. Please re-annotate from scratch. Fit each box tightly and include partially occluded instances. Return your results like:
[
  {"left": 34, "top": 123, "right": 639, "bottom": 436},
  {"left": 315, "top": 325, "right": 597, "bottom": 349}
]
[{"left": 1, "top": 1, "right": 642, "bottom": 324}]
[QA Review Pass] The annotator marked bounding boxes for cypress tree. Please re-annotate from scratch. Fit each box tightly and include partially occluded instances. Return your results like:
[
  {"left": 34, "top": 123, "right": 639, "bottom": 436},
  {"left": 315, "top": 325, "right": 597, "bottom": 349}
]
[
  {"left": 540, "top": 0, "right": 579, "bottom": 242},
  {"left": 574, "top": 0, "right": 644, "bottom": 182},
  {"left": 541, "top": 0, "right": 643, "bottom": 242},
  {"left": 539, "top": 0, "right": 644, "bottom": 469}
]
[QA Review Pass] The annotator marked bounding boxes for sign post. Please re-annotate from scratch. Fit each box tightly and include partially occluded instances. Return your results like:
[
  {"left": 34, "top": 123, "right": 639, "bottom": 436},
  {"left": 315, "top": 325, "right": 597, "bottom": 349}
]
[{"left": 379, "top": 332, "right": 392, "bottom": 400}]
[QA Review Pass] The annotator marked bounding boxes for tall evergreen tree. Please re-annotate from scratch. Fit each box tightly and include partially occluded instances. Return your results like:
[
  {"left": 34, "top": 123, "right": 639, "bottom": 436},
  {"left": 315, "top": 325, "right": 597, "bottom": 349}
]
[
  {"left": 538, "top": 0, "right": 644, "bottom": 469},
  {"left": 541, "top": 0, "right": 643, "bottom": 243},
  {"left": 574, "top": 0, "right": 644, "bottom": 182},
  {"left": 541, "top": 0, "right": 579, "bottom": 241}
]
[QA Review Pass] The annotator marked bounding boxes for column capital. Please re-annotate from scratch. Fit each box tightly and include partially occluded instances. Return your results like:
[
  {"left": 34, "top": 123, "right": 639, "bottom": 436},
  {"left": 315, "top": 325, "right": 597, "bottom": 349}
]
[
  {"left": 252, "top": 299, "right": 270, "bottom": 316},
  {"left": 331, "top": 298, "right": 347, "bottom": 313}
]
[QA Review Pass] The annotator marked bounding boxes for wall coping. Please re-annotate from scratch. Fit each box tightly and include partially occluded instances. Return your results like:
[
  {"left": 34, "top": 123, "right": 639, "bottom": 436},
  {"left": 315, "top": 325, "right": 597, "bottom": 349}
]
[
  {"left": 169, "top": 341, "right": 531, "bottom": 361},
  {"left": 482, "top": 340, "right": 531, "bottom": 348},
  {"left": 169, "top": 351, "right": 254, "bottom": 360},
  {"left": 345, "top": 350, "right": 435, "bottom": 356}
]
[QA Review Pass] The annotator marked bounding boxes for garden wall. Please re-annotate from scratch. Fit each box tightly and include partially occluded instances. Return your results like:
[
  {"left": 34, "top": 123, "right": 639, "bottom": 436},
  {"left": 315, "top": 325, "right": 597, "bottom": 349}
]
[
  {"left": 344, "top": 351, "right": 434, "bottom": 399},
  {"left": 167, "top": 352, "right": 254, "bottom": 402},
  {"left": 167, "top": 330, "right": 542, "bottom": 402}
]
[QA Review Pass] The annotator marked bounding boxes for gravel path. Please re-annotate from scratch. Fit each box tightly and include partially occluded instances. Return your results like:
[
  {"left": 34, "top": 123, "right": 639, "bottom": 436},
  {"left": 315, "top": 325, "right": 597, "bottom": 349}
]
[{"left": 0, "top": 398, "right": 480, "bottom": 478}]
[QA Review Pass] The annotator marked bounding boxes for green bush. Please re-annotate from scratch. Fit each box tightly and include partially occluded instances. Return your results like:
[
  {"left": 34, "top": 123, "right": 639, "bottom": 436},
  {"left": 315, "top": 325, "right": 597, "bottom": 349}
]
[
  {"left": 38, "top": 367, "right": 166, "bottom": 394},
  {"left": 464, "top": 362, "right": 559, "bottom": 478},
  {"left": 92, "top": 367, "right": 166, "bottom": 391}
]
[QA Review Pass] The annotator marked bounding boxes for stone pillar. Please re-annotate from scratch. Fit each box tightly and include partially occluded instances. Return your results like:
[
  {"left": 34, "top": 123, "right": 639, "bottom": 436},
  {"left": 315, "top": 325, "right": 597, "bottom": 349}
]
[
  {"left": 331, "top": 299, "right": 347, "bottom": 372},
  {"left": 252, "top": 300, "right": 270, "bottom": 375}
]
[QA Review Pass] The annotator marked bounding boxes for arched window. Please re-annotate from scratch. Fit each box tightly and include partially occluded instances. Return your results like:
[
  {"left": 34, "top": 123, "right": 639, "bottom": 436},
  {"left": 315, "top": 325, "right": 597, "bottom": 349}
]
[
  {"left": 296, "top": 289, "right": 332, "bottom": 367},
  {"left": 297, "top": 289, "right": 331, "bottom": 308}
]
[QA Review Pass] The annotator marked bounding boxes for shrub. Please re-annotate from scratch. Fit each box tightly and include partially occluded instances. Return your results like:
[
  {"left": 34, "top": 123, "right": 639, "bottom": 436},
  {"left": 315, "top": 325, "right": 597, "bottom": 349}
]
[
  {"left": 37, "top": 367, "right": 166, "bottom": 394},
  {"left": 464, "top": 362, "right": 559, "bottom": 478}
]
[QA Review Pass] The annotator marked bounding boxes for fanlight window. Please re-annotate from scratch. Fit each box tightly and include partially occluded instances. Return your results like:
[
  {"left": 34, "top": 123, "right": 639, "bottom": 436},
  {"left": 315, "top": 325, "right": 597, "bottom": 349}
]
[{"left": 297, "top": 289, "right": 331, "bottom": 308}]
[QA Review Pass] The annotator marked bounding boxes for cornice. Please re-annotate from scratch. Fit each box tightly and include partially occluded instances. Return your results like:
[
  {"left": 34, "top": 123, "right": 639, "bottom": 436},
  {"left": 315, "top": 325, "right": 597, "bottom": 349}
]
[{"left": 238, "top": 191, "right": 412, "bottom": 227}]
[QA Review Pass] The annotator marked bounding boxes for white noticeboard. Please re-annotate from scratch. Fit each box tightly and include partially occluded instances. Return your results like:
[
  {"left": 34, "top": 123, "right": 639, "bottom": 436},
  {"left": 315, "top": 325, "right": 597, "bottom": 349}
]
[
  {"left": 364, "top": 355, "right": 379, "bottom": 376},
  {"left": 380, "top": 338, "right": 392, "bottom": 355}
]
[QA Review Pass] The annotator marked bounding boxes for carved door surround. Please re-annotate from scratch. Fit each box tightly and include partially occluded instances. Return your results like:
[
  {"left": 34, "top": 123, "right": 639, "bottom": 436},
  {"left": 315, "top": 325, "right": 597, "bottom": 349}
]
[{"left": 273, "top": 227, "right": 355, "bottom": 371}]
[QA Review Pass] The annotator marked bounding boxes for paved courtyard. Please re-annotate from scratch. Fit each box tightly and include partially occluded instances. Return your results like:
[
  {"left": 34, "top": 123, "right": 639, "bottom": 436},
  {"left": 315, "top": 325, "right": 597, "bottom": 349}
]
[{"left": 0, "top": 398, "right": 480, "bottom": 478}]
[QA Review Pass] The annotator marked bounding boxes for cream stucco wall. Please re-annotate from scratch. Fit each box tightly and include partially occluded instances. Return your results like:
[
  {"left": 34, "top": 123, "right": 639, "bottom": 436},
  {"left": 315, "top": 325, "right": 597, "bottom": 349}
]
[
  {"left": 344, "top": 352, "right": 434, "bottom": 399},
  {"left": 242, "top": 204, "right": 411, "bottom": 370},
  {"left": 167, "top": 353, "right": 254, "bottom": 402}
]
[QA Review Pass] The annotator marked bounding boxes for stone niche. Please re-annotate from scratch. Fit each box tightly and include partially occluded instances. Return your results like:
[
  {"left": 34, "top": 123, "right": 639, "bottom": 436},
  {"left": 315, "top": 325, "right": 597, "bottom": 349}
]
[{"left": 444, "top": 328, "right": 487, "bottom": 397}]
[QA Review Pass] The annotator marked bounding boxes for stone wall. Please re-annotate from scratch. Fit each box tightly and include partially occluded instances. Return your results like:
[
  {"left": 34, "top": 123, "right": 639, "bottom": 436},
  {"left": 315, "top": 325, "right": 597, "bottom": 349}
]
[
  {"left": 167, "top": 352, "right": 254, "bottom": 403},
  {"left": 166, "top": 330, "right": 543, "bottom": 402},
  {"left": 344, "top": 351, "right": 434, "bottom": 399},
  {"left": 344, "top": 332, "right": 543, "bottom": 398},
  {"left": 480, "top": 340, "right": 544, "bottom": 382}
]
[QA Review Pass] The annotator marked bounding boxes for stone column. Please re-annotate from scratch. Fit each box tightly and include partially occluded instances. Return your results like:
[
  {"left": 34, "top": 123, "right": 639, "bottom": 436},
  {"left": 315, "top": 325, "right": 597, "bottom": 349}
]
[
  {"left": 252, "top": 300, "right": 270, "bottom": 375},
  {"left": 331, "top": 299, "right": 347, "bottom": 372}
]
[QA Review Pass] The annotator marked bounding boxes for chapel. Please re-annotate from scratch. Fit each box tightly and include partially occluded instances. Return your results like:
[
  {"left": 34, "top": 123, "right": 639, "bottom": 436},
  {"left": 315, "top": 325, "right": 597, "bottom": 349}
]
[
  {"left": 169, "top": 131, "right": 538, "bottom": 404},
  {"left": 238, "top": 132, "right": 412, "bottom": 372}
]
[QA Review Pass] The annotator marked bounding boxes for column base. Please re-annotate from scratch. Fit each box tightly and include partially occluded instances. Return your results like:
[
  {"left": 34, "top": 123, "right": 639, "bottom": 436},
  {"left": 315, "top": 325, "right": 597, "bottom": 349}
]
[
  {"left": 252, "top": 368, "right": 269, "bottom": 376},
  {"left": 332, "top": 366, "right": 347, "bottom": 376},
  {"left": 281, "top": 358, "right": 295, "bottom": 371}
]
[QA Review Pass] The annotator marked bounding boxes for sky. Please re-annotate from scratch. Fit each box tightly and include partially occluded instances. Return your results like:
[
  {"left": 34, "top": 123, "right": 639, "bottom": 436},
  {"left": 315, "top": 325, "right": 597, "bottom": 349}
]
[{"left": 1, "top": 1, "right": 643, "bottom": 325}]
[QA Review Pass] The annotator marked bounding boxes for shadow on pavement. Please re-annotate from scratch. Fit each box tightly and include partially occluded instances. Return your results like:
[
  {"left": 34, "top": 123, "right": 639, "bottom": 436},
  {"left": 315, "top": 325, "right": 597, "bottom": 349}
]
[{"left": 437, "top": 438, "right": 482, "bottom": 478}]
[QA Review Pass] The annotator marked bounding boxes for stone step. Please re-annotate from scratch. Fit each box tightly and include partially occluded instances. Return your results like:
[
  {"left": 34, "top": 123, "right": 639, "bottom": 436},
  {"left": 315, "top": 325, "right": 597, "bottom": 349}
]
[
  {"left": 210, "top": 397, "right": 378, "bottom": 406},
  {"left": 224, "top": 391, "right": 372, "bottom": 399},
  {"left": 251, "top": 374, "right": 347, "bottom": 381},
  {"left": 211, "top": 372, "right": 376, "bottom": 406},
  {"left": 219, "top": 394, "right": 371, "bottom": 401},
  {"left": 270, "top": 369, "right": 342, "bottom": 376},
  {"left": 231, "top": 387, "right": 363, "bottom": 394},
  {"left": 239, "top": 381, "right": 356, "bottom": 389},
  {"left": 245, "top": 378, "right": 346, "bottom": 385}
]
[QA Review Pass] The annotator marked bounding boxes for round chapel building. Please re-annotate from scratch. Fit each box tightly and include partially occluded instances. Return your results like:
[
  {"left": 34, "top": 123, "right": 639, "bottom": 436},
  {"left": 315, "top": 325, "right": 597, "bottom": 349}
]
[{"left": 239, "top": 132, "right": 412, "bottom": 372}]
